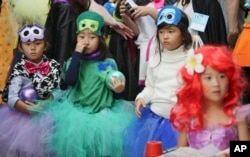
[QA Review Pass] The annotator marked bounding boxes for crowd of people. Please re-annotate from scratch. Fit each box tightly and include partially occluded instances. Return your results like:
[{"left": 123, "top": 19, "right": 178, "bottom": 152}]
[{"left": 0, "top": 0, "right": 250, "bottom": 157}]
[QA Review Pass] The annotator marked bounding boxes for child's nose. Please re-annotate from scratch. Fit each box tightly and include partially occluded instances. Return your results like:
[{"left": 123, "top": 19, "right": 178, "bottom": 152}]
[
  {"left": 212, "top": 78, "right": 220, "bottom": 86},
  {"left": 163, "top": 32, "right": 169, "bottom": 38},
  {"left": 83, "top": 38, "right": 89, "bottom": 44},
  {"left": 30, "top": 43, "right": 36, "bottom": 49}
]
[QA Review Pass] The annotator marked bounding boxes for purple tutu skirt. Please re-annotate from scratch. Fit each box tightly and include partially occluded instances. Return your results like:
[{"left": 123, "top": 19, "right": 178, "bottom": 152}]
[
  {"left": 0, "top": 104, "right": 55, "bottom": 157},
  {"left": 123, "top": 104, "right": 178, "bottom": 157}
]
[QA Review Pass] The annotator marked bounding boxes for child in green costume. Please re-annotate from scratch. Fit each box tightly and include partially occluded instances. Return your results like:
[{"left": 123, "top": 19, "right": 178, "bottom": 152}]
[{"left": 44, "top": 11, "right": 135, "bottom": 157}]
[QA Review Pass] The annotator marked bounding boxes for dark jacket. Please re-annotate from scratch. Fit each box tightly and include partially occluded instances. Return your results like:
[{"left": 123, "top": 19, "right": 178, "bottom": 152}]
[{"left": 45, "top": 2, "right": 77, "bottom": 65}]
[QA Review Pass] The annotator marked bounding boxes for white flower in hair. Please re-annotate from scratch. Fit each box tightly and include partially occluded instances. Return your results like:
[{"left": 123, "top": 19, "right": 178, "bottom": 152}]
[{"left": 185, "top": 50, "right": 205, "bottom": 75}]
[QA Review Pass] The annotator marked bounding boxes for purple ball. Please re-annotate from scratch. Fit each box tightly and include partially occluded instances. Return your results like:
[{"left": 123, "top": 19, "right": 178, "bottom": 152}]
[{"left": 18, "top": 87, "right": 38, "bottom": 102}]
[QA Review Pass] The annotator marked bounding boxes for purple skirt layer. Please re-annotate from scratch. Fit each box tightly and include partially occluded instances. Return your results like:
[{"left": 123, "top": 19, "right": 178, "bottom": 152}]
[{"left": 0, "top": 104, "right": 55, "bottom": 157}]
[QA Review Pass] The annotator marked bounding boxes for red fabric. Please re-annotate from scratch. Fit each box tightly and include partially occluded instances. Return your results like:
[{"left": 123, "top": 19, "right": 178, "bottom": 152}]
[
  {"left": 24, "top": 61, "right": 50, "bottom": 75},
  {"left": 154, "top": 0, "right": 164, "bottom": 9}
]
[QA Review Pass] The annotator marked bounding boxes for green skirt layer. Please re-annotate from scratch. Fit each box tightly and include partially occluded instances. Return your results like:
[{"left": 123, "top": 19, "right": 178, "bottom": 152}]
[{"left": 42, "top": 97, "right": 135, "bottom": 157}]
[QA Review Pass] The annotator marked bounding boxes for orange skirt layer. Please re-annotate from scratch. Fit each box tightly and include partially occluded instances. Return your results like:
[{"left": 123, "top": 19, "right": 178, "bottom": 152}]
[{"left": 233, "top": 23, "right": 250, "bottom": 67}]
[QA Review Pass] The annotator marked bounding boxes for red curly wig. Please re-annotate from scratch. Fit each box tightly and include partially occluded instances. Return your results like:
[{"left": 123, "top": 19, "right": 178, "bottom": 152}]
[{"left": 170, "top": 45, "right": 247, "bottom": 131}]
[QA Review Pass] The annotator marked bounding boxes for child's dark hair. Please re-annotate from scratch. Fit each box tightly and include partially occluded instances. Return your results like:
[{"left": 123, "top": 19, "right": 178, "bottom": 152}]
[{"left": 97, "top": 36, "right": 113, "bottom": 60}]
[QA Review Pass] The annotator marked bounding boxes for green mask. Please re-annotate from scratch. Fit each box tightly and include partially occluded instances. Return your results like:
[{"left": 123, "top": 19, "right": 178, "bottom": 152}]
[{"left": 76, "top": 11, "right": 104, "bottom": 36}]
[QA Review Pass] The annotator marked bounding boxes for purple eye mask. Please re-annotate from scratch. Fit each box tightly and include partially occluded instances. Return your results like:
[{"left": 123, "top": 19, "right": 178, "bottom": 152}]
[{"left": 18, "top": 24, "right": 45, "bottom": 42}]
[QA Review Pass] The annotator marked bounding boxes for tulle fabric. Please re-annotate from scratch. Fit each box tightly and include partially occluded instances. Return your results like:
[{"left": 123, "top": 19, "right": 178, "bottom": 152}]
[
  {"left": 0, "top": 104, "right": 55, "bottom": 157},
  {"left": 235, "top": 104, "right": 250, "bottom": 123},
  {"left": 123, "top": 105, "right": 178, "bottom": 157},
  {"left": 187, "top": 126, "right": 237, "bottom": 151},
  {"left": 41, "top": 97, "right": 135, "bottom": 157}
]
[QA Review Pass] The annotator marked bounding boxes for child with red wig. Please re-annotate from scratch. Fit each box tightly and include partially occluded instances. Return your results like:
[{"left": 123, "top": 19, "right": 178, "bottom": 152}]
[{"left": 170, "top": 45, "right": 250, "bottom": 156}]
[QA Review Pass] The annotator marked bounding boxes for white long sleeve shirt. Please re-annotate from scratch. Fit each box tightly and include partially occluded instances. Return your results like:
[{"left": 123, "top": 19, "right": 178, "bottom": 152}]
[{"left": 136, "top": 46, "right": 191, "bottom": 118}]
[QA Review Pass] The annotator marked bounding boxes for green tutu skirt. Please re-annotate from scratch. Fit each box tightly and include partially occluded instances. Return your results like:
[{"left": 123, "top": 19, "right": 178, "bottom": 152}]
[{"left": 42, "top": 97, "right": 135, "bottom": 157}]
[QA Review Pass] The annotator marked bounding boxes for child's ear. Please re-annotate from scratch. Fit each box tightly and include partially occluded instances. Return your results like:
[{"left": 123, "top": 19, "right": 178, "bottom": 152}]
[
  {"left": 17, "top": 43, "right": 24, "bottom": 52},
  {"left": 44, "top": 41, "right": 49, "bottom": 51}
]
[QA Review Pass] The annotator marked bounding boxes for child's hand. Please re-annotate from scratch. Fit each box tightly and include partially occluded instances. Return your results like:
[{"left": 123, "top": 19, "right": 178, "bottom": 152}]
[
  {"left": 24, "top": 100, "right": 36, "bottom": 106},
  {"left": 75, "top": 40, "right": 86, "bottom": 53},
  {"left": 25, "top": 101, "right": 41, "bottom": 115},
  {"left": 27, "top": 100, "right": 50, "bottom": 114},
  {"left": 15, "top": 100, "right": 36, "bottom": 113},
  {"left": 119, "top": 0, "right": 133, "bottom": 22},
  {"left": 135, "top": 98, "right": 146, "bottom": 118},
  {"left": 109, "top": 76, "right": 125, "bottom": 93},
  {"left": 119, "top": 0, "right": 127, "bottom": 17},
  {"left": 130, "top": 6, "right": 149, "bottom": 19}
]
